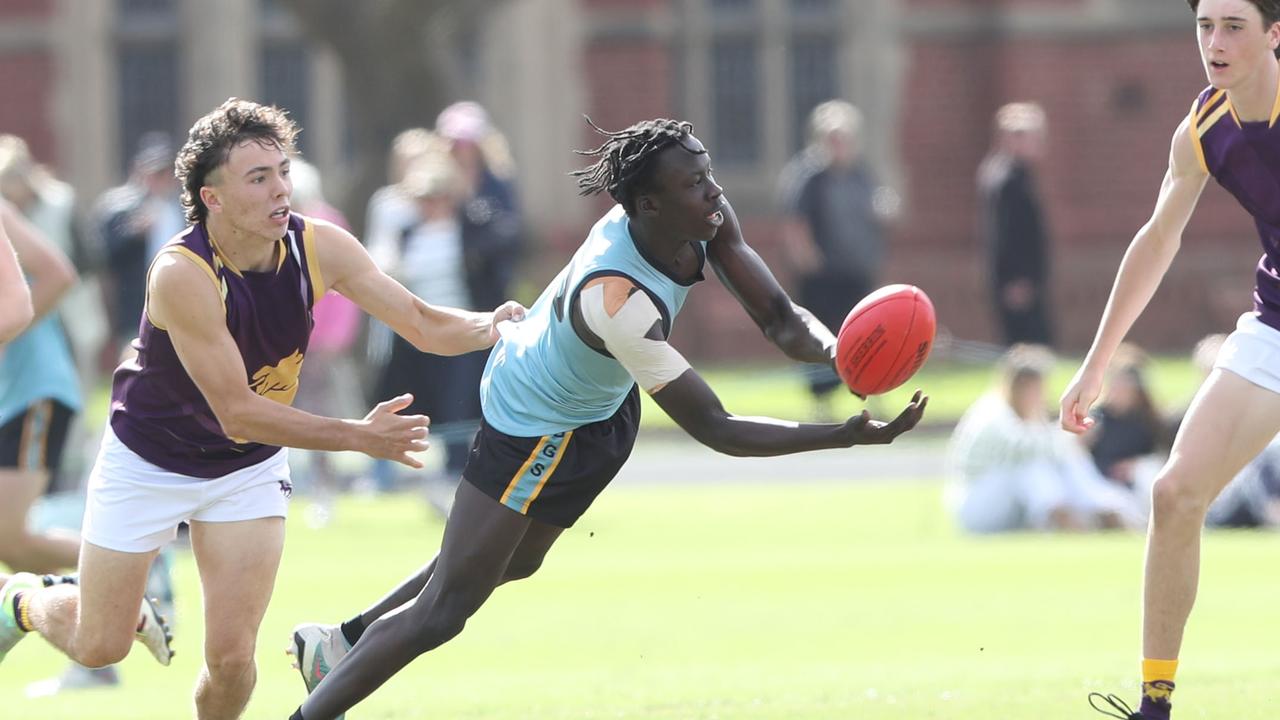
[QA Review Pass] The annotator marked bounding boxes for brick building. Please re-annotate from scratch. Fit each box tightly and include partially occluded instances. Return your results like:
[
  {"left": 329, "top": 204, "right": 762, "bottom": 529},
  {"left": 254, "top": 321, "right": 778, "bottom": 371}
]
[{"left": 0, "top": 0, "right": 1258, "bottom": 356}]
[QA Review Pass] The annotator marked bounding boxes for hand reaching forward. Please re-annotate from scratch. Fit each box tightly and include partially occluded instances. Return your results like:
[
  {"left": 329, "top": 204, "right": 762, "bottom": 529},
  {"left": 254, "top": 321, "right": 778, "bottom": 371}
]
[
  {"left": 488, "top": 300, "right": 527, "bottom": 343},
  {"left": 841, "top": 390, "right": 928, "bottom": 446},
  {"left": 358, "top": 393, "right": 431, "bottom": 468}
]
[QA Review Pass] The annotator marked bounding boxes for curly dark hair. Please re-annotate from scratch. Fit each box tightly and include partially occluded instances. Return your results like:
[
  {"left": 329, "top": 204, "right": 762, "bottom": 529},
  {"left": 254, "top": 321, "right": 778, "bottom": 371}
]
[
  {"left": 175, "top": 98, "right": 299, "bottom": 224},
  {"left": 570, "top": 117, "right": 703, "bottom": 217},
  {"left": 1188, "top": 0, "right": 1280, "bottom": 58}
]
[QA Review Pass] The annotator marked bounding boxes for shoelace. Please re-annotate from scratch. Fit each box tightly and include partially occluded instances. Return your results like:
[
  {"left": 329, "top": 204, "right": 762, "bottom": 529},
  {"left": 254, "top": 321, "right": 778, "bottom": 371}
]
[{"left": 1089, "top": 692, "right": 1141, "bottom": 719}]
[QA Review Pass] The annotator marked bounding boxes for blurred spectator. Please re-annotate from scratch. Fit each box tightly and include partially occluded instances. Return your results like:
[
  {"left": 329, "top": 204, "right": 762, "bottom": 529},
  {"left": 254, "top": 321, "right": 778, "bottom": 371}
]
[
  {"left": 946, "top": 344, "right": 1139, "bottom": 533},
  {"left": 0, "top": 208, "right": 33, "bottom": 343},
  {"left": 0, "top": 135, "right": 102, "bottom": 490},
  {"left": 1084, "top": 344, "right": 1172, "bottom": 506},
  {"left": 93, "top": 133, "right": 184, "bottom": 355},
  {"left": 373, "top": 156, "right": 484, "bottom": 514},
  {"left": 289, "top": 158, "right": 363, "bottom": 527},
  {"left": 0, "top": 201, "right": 80, "bottom": 574},
  {"left": 978, "top": 102, "right": 1054, "bottom": 347},
  {"left": 0, "top": 135, "right": 79, "bottom": 261},
  {"left": 0, "top": 135, "right": 104, "bottom": 362},
  {"left": 366, "top": 128, "right": 437, "bottom": 261},
  {"left": 362, "top": 129, "right": 440, "bottom": 439},
  {"left": 436, "top": 100, "right": 525, "bottom": 309},
  {"left": 777, "top": 100, "right": 898, "bottom": 417}
]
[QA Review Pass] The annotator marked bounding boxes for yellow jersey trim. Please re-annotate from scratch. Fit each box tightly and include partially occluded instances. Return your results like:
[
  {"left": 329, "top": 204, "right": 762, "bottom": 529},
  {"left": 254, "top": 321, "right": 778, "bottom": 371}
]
[
  {"left": 148, "top": 246, "right": 227, "bottom": 330},
  {"left": 301, "top": 218, "right": 325, "bottom": 307},
  {"left": 1226, "top": 98, "right": 1242, "bottom": 128},
  {"left": 1196, "top": 89, "right": 1226, "bottom": 123},
  {"left": 1269, "top": 73, "right": 1280, "bottom": 128},
  {"left": 1199, "top": 102, "right": 1231, "bottom": 138},
  {"left": 205, "top": 230, "right": 243, "bottom": 278},
  {"left": 1189, "top": 102, "right": 1209, "bottom": 175}
]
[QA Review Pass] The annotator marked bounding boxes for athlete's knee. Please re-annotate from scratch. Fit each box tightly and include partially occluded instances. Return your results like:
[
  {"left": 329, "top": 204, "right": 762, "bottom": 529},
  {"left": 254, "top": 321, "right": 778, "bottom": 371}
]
[
  {"left": 1151, "top": 468, "right": 1215, "bottom": 521},
  {"left": 502, "top": 556, "right": 545, "bottom": 583},
  {"left": 75, "top": 633, "right": 134, "bottom": 668},
  {"left": 204, "top": 644, "right": 257, "bottom": 683},
  {"left": 403, "top": 591, "right": 481, "bottom": 652}
]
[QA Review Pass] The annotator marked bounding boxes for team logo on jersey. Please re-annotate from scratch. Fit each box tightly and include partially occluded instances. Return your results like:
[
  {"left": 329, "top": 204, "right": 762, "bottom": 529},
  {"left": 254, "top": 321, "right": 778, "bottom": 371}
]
[{"left": 250, "top": 349, "right": 304, "bottom": 405}]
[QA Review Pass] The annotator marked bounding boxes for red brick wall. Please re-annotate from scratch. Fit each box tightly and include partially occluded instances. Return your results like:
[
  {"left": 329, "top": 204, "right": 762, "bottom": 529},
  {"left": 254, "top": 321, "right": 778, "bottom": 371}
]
[
  {"left": 0, "top": 51, "right": 55, "bottom": 163},
  {"left": 893, "top": 32, "right": 1259, "bottom": 351},
  {"left": 0, "top": 0, "right": 52, "bottom": 18}
]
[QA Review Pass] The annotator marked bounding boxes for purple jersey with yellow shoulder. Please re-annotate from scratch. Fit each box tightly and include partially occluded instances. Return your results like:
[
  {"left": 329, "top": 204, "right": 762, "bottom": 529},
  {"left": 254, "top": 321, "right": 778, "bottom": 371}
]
[
  {"left": 110, "top": 213, "right": 325, "bottom": 478},
  {"left": 1190, "top": 85, "right": 1280, "bottom": 331}
]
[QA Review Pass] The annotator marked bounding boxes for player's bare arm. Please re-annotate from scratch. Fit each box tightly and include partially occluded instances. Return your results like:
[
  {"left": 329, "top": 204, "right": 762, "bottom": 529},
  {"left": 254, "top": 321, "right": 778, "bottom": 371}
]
[
  {"left": 313, "top": 219, "right": 524, "bottom": 354},
  {"left": 0, "top": 204, "right": 33, "bottom": 342},
  {"left": 1, "top": 200, "right": 76, "bottom": 327},
  {"left": 1060, "top": 114, "right": 1208, "bottom": 432},
  {"left": 146, "top": 251, "right": 431, "bottom": 467},
  {"left": 575, "top": 275, "right": 926, "bottom": 456},
  {"left": 706, "top": 199, "right": 836, "bottom": 366}
]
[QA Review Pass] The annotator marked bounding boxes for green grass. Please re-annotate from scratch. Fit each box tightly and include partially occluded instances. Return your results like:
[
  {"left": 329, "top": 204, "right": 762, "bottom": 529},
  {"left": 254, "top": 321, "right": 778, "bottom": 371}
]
[
  {"left": 4, "top": 480, "right": 1278, "bottom": 719},
  {"left": 638, "top": 356, "right": 1207, "bottom": 430}
]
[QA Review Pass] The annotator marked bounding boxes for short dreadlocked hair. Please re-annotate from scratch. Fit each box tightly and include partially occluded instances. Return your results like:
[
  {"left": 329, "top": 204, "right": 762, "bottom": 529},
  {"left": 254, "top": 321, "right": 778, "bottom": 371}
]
[
  {"left": 571, "top": 118, "right": 703, "bottom": 217},
  {"left": 1188, "top": 0, "right": 1280, "bottom": 57},
  {"left": 176, "top": 97, "right": 299, "bottom": 224}
]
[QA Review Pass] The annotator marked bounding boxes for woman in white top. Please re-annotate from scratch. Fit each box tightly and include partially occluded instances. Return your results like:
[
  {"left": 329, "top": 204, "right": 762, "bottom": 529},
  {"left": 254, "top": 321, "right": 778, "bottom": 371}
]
[{"left": 947, "top": 344, "right": 1140, "bottom": 532}]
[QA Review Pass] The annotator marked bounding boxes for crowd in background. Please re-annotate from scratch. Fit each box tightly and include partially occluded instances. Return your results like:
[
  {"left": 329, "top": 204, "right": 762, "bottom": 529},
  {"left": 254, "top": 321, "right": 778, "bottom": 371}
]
[{"left": 946, "top": 337, "right": 1280, "bottom": 534}]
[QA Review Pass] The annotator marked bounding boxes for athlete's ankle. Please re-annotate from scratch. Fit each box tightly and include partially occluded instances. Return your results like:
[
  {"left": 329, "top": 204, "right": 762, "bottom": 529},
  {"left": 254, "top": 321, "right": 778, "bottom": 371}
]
[
  {"left": 1139, "top": 658, "right": 1178, "bottom": 720},
  {"left": 340, "top": 615, "right": 365, "bottom": 646}
]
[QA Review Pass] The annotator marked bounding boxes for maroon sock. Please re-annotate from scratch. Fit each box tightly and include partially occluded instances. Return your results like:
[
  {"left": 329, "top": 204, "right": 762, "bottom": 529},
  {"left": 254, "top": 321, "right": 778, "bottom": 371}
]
[{"left": 1138, "top": 680, "right": 1174, "bottom": 720}]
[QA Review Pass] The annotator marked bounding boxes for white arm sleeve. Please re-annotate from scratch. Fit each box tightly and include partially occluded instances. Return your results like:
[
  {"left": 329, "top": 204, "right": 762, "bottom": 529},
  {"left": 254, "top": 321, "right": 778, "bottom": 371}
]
[{"left": 579, "top": 282, "right": 692, "bottom": 393}]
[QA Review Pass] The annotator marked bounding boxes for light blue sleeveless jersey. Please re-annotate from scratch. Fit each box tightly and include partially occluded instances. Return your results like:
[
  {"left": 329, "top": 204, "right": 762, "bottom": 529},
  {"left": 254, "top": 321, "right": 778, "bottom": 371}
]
[
  {"left": 0, "top": 312, "right": 82, "bottom": 423},
  {"left": 481, "top": 204, "right": 704, "bottom": 436}
]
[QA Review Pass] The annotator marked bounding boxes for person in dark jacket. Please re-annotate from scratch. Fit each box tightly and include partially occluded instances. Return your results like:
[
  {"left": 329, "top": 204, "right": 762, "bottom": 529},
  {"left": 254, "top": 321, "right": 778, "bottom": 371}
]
[{"left": 978, "top": 102, "right": 1053, "bottom": 347}]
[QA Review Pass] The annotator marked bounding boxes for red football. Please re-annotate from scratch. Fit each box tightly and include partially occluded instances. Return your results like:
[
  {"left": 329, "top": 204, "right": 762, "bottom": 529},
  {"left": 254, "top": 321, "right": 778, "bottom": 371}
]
[{"left": 835, "top": 284, "right": 936, "bottom": 396}]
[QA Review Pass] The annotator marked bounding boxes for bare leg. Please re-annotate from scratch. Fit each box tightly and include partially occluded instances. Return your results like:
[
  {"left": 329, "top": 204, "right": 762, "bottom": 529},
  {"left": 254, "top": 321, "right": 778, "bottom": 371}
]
[
  {"left": 0, "top": 468, "right": 80, "bottom": 573},
  {"left": 300, "top": 482, "right": 533, "bottom": 720},
  {"left": 26, "top": 541, "right": 155, "bottom": 667},
  {"left": 190, "top": 517, "right": 285, "bottom": 720},
  {"left": 1143, "top": 370, "right": 1280, "bottom": 659}
]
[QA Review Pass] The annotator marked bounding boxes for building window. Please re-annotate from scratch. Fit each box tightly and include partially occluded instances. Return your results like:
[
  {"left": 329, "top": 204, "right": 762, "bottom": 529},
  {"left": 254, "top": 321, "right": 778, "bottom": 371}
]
[
  {"left": 707, "top": 0, "right": 761, "bottom": 167},
  {"left": 259, "top": 43, "right": 312, "bottom": 153},
  {"left": 711, "top": 38, "right": 760, "bottom": 165},
  {"left": 788, "top": 33, "right": 839, "bottom": 151},
  {"left": 679, "top": 0, "right": 847, "bottom": 193},
  {"left": 115, "top": 0, "right": 181, "bottom": 174},
  {"left": 258, "top": 0, "right": 312, "bottom": 154}
]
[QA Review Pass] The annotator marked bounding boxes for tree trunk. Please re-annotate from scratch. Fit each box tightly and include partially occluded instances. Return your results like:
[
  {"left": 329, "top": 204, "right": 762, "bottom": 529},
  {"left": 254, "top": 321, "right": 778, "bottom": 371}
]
[{"left": 276, "top": 0, "right": 509, "bottom": 234}]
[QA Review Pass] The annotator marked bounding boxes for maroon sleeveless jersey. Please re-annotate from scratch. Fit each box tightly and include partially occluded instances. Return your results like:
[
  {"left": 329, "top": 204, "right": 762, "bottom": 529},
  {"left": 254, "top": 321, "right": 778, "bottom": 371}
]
[
  {"left": 1190, "top": 85, "right": 1280, "bottom": 331},
  {"left": 110, "top": 213, "right": 324, "bottom": 478}
]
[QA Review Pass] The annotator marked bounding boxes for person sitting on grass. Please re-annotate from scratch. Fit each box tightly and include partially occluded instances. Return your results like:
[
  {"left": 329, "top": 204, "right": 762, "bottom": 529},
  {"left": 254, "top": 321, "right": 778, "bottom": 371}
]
[{"left": 947, "top": 344, "right": 1140, "bottom": 533}]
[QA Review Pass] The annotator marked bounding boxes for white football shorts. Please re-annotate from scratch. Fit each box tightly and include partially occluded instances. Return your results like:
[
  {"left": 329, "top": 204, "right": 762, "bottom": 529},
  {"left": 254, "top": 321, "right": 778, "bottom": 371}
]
[
  {"left": 82, "top": 425, "right": 291, "bottom": 553},
  {"left": 1215, "top": 312, "right": 1280, "bottom": 397}
]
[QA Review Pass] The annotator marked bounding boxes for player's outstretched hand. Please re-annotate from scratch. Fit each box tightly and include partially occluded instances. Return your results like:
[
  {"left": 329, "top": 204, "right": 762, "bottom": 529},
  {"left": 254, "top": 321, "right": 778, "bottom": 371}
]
[
  {"left": 488, "top": 300, "right": 527, "bottom": 343},
  {"left": 360, "top": 393, "right": 431, "bottom": 468},
  {"left": 842, "top": 389, "right": 928, "bottom": 445},
  {"left": 1059, "top": 367, "right": 1102, "bottom": 434}
]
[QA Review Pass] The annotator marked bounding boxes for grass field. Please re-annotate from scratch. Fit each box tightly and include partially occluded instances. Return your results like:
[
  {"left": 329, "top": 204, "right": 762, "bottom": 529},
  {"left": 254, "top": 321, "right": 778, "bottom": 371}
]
[
  {"left": 3, "top": 478, "right": 1278, "bottom": 719},
  {"left": 637, "top": 355, "right": 1206, "bottom": 430}
]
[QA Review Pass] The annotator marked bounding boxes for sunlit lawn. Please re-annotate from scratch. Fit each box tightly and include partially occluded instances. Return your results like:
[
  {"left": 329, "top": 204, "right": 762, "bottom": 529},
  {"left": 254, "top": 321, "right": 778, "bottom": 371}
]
[{"left": 3, "top": 478, "right": 1276, "bottom": 719}]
